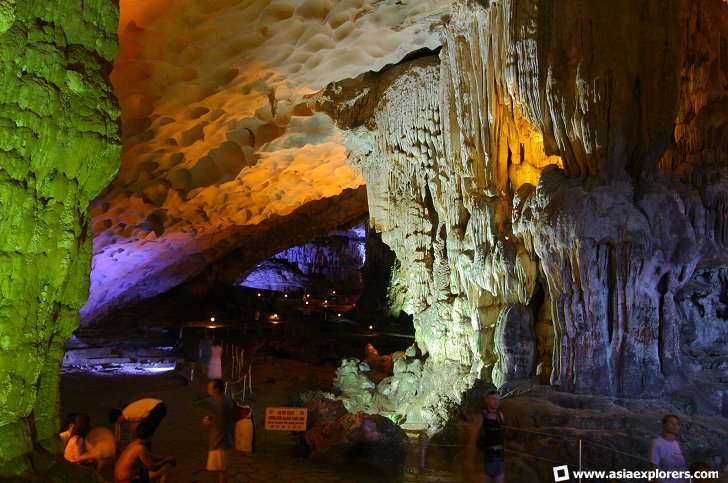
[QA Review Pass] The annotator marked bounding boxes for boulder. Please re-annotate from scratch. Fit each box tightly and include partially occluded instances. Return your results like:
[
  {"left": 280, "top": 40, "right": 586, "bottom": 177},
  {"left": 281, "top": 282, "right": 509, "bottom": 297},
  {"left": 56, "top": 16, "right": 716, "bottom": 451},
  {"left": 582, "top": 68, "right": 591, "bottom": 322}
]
[{"left": 304, "top": 411, "right": 410, "bottom": 471}]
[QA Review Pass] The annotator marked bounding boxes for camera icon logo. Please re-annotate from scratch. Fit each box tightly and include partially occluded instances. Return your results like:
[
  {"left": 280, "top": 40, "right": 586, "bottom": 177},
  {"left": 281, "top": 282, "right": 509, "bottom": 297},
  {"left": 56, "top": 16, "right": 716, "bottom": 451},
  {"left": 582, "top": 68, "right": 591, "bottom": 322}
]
[{"left": 553, "top": 465, "right": 570, "bottom": 482}]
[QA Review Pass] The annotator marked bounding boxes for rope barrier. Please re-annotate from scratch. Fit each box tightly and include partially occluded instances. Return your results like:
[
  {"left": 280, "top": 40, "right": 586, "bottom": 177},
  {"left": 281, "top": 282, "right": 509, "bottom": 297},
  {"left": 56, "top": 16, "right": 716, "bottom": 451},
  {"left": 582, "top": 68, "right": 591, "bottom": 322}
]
[
  {"left": 416, "top": 424, "right": 652, "bottom": 482},
  {"left": 505, "top": 425, "right": 652, "bottom": 464},
  {"left": 503, "top": 425, "right": 582, "bottom": 441},
  {"left": 503, "top": 447, "right": 573, "bottom": 466},
  {"left": 581, "top": 439, "right": 651, "bottom": 464},
  {"left": 220, "top": 341, "right": 252, "bottom": 402}
]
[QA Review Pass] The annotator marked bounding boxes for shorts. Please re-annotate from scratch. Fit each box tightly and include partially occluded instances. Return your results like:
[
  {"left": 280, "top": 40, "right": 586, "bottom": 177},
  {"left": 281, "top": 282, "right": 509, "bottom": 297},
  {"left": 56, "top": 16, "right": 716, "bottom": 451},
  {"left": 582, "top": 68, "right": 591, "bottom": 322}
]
[
  {"left": 484, "top": 460, "right": 505, "bottom": 477},
  {"left": 207, "top": 449, "right": 231, "bottom": 471}
]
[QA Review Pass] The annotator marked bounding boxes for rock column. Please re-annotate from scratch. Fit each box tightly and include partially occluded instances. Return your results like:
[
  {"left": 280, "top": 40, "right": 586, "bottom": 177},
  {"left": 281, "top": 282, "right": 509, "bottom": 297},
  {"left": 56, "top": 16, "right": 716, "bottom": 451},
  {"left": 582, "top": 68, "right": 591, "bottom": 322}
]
[{"left": 0, "top": 1, "right": 120, "bottom": 475}]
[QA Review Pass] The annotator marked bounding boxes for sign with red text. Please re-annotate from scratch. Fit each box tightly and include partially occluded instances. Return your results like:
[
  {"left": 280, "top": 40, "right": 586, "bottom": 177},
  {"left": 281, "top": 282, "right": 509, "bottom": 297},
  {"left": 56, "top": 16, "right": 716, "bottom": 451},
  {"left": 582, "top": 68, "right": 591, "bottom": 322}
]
[{"left": 264, "top": 407, "right": 307, "bottom": 431}]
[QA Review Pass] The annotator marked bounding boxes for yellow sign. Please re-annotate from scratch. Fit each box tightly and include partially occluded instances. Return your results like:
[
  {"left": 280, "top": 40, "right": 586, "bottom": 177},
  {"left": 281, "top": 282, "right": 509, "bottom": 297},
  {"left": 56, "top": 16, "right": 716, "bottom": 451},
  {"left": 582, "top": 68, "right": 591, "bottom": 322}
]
[{"left": 264, "top": 407, "right": 308, "bottom": 431}]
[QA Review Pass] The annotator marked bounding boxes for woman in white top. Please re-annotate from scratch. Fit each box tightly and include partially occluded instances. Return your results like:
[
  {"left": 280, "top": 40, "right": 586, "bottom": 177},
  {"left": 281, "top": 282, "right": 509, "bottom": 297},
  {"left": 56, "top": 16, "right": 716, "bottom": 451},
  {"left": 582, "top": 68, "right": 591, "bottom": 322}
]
[
  {"left": 208, "top": 343, "right": 223, "bottom": 379},
  {"left": 63, "top": 414, "right": 100, "bottom": 468}
]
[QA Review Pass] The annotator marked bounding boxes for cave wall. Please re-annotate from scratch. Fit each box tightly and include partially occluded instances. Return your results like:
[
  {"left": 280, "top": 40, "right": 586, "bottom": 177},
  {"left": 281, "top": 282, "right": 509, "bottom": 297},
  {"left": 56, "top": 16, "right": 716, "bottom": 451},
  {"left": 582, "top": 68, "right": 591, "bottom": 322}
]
[
  {"left": 0, "top": 0, "right": 121, "bottom": 475},
  {"left": 322, "top": 0, "right": 728, "bottom": 430},
  {"left": 238, "top": 224, "right": 367, "bottom": 295}
]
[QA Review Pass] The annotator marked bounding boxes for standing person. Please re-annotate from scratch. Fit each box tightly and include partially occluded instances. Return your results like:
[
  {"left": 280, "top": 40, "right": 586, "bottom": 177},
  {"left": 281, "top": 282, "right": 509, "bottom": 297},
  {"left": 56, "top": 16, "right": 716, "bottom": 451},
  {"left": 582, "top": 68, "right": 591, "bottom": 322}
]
[
  {"left": 198, "top": 336, "right": 212, "bottom": 375},
  {"left": 203, "top": 379, "right": 235, "bottom": 483},
  {"left": 208, "top": 341, "right": 223, "bottom": 380},
  {"left": 114, "top": 421, "right": 176, "bottom": 483},
  {"left": 649, "top": 414, "right": 687, "bottom": 483},
  {"left": 109, "top": 398, "right": 167, "bottom": 449},
  {"left": 467, "top": 390, "right": 506, "bottom": 483}
]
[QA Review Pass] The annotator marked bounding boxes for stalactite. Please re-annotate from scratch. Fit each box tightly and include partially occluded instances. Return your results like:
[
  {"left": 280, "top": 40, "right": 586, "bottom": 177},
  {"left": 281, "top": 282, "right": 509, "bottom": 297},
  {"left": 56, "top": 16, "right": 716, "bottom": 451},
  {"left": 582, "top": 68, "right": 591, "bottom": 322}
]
[{"left": 331, "top": 0, "right": 728, "bottom": 431}]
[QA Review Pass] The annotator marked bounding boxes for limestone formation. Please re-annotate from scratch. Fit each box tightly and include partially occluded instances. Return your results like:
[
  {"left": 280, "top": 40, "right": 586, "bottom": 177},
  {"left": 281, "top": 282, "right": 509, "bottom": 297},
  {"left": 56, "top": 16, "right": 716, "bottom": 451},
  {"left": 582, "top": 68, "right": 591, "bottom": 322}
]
[
  {"left": 301, "top": 396, "right": 410, "bottom": 471},
  {"left": 0, "top": 0, "right": 121, "bottom": 475},
  {"left": 82, "top": 0, "right": 453, "bottom": 323},
  {"left": 3, "top": 0, "right": 728, "bottom": 475},
  {"left": 238, "top": 224, "right": 366, "bottom": 295},
  {"left": 324, "top": 0, "right": 728, "bottom": 433}
]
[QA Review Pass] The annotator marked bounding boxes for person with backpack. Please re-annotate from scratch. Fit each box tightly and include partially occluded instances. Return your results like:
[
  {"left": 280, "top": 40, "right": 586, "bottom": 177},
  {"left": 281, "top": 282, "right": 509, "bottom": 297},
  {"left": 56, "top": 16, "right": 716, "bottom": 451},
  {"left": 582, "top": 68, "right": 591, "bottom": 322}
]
[{"left": 467, "top": 390, "right": 506, "bottom": 482}]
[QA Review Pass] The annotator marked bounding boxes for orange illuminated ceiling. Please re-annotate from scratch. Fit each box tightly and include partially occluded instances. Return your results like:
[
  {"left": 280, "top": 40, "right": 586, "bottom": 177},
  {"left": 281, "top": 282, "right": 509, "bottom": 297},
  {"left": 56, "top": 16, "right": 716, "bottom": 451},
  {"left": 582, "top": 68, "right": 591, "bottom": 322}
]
[{"left": 82, "top": 0, "right": 449, "bottom": 322}]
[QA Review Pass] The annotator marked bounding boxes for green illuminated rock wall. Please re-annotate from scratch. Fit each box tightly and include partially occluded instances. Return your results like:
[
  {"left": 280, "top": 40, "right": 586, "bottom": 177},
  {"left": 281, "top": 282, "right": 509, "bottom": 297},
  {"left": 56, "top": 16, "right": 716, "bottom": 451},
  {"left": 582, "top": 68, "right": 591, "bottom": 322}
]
[{"left": 0, "top": 0, "right": 120, "bottom": 476}]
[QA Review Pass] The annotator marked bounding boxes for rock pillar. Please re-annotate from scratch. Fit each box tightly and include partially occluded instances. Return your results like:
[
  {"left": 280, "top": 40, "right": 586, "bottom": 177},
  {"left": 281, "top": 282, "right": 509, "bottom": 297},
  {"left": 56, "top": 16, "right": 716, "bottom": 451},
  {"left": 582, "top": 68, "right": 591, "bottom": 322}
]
[{"left": 0, "top": 1, "right": 120, "bottom": 475}]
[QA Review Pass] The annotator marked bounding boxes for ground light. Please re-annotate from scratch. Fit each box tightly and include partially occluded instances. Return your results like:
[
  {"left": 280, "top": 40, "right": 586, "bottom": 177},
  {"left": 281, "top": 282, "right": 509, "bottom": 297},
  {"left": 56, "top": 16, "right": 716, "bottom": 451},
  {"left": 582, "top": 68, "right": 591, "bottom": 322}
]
[{"left": 143, "top": 366, "right": 175, "bottom": 373}]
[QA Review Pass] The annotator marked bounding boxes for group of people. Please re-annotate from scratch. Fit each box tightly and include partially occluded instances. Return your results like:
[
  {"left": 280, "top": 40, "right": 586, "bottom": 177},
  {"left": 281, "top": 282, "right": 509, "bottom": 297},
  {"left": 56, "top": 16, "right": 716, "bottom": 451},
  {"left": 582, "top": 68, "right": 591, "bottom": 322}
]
[
  {"left": 60, "top": 379, "right": 236, "bottom": 483},
  {"left": 467, "top": 391, "right": 714, "bottom": 483}
]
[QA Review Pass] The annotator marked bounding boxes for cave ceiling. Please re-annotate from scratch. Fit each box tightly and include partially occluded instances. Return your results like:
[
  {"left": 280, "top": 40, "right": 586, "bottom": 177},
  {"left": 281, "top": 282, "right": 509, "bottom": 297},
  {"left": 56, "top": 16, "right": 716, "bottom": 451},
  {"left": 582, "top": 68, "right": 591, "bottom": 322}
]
[{"left": 82, "top": 0, "right": 453, "bottom": 323}]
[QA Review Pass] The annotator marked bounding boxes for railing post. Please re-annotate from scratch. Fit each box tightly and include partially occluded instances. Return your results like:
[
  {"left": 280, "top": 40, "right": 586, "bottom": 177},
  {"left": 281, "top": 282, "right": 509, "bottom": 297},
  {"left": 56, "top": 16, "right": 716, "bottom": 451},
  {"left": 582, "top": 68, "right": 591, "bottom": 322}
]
[
  {"left": 578, "top": 439, "right": 582, "bottom": 483},
  {"left": 418, "top": 432, "right": 429, "bottom": 472}
]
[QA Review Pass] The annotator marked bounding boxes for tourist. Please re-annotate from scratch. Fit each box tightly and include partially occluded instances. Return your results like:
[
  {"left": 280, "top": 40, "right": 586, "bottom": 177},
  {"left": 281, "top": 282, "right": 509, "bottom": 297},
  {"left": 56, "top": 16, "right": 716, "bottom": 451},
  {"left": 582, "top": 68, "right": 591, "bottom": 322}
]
[
  {"left": 109, "top": 398, "right": 167, "bottom": 449},
  {"left": 198, "top": 336, "right": 212, "bottom": 375},
  {"left": 649, "top": 414, "right": 687, "bottom": 483},
  {"left": 114, "top": 421, "right": 176, "bottom": 483},
  {"left": 59, "top": 412, "right": 79, "bottom": 448},
  {"left": 203, "top": 378, "right": 235, "bottom": 483},
  {"left": 63, "top": 413, "right": 102, "bottom": 469},
  {"left": 467, "top": 390, "right": 506, "bottom": 483},
  {"left": 208, "top": 341, "right": 223, "bottom": 380}
]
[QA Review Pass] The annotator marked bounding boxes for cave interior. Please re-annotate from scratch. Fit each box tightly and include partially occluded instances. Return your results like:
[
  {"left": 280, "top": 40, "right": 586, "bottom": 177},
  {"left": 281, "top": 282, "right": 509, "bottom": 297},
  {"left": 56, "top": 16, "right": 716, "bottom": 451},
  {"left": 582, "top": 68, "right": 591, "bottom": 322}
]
[{"left": 1, "top": 0, "right": 728, "bottom": 478}]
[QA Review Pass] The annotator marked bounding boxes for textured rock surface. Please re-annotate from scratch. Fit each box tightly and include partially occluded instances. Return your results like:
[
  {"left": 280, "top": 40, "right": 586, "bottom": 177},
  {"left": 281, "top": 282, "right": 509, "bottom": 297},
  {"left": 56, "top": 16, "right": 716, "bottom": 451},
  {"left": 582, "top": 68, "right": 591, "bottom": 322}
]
[
  {"left": 322, "top": 0, "right": 728, "bottom": 432},
  {"left": 3, "top": 0, "right": 728, "bottom": 474},
  {"left": 82, "top": 0, "right": 453, "bottom": 323},
  {"left": 238, "top": 224, "right": 366, "bottom": 295},
  {"left": 0, "top": 0, "right": 121, "bottom": 475},
  {"left": 430, "top": 384, "right": 728, "bottom": 480},
  {"left": 301, "top": 396, "right": 410, "bottom": 471}
]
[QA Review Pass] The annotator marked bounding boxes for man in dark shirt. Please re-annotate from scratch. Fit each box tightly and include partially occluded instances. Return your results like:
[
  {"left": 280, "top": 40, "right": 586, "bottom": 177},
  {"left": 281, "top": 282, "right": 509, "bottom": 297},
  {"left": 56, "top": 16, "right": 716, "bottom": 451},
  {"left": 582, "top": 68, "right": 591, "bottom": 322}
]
[
  {"left": 468, "top": 390, "right": 506, "bottom": 483},
  {"left": 203, "top": 379, "right": 235, "bottom": 483}
]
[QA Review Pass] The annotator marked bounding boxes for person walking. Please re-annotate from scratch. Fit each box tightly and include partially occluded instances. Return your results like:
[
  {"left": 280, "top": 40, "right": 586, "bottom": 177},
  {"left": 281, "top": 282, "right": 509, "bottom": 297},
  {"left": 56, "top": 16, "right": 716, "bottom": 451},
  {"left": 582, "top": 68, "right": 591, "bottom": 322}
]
[
  {"left": 208, "top": 341, "right": 223, "bottom": 380},
  {"left": 203, "top": 378, "right": 235, "bottom": 483},
  {"left": 467, "top": 390, "right": 506, "bottom": 483}
]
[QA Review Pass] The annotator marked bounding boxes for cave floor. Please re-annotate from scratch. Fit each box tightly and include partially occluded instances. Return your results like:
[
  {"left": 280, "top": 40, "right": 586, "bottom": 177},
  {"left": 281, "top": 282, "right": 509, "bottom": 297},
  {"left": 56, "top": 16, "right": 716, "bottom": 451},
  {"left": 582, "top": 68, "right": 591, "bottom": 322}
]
[{"left": 59, "top": 316, "right": 456, "bottom": 483}]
